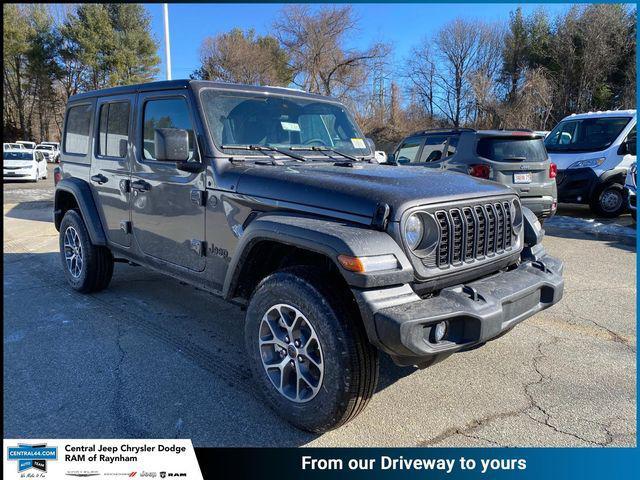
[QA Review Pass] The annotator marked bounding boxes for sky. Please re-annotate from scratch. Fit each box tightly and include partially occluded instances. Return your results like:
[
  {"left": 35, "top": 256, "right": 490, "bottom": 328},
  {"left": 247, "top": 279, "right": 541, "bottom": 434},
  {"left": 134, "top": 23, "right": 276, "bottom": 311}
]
[{"left": 146, "top": 3, "right": 576, "bottom": 81}]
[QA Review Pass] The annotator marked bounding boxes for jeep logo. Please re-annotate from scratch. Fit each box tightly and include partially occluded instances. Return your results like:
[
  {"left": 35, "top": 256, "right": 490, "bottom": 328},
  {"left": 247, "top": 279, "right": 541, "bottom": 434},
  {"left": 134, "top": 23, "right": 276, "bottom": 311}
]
[{"left": 208, "top": 244, "right": 229, "bottom": 259}]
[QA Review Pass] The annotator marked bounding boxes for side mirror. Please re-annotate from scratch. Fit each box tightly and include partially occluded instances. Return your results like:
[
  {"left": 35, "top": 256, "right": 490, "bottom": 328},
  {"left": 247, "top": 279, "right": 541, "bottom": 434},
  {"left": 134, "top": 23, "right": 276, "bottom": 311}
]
[
  {"left": 154, "top": 128, "right": 190, "bottom": 162},
  {"left": 387, "top": 153, "right": 396, "bottom": 164},
  {"left": 627, "top": 139, "right": 637, "bottom": 156}
]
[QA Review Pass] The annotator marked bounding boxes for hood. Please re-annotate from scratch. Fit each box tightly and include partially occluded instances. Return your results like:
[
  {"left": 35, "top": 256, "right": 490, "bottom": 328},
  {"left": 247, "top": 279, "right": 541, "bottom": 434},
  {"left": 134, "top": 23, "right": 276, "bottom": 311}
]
[
  {"left": 3, "top": 160, "right": 34, "bottom": 167},
  {"left": 235, "top": 162, "right": 512, "bottom": 221}
]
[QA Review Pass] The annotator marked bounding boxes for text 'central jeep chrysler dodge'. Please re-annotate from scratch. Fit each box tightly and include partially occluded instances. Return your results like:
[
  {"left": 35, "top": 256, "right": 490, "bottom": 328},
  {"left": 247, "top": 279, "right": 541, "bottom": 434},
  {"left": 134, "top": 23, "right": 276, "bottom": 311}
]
[{"left": 54, "top": 80, "right": 564, "bottom": 432}]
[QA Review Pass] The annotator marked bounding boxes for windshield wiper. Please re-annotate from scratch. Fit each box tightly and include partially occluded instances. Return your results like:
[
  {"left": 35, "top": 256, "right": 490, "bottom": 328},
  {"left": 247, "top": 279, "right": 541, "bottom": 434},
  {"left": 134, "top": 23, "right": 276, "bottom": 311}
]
[
  {"left": 289, "top": 145, "right": 364, "bottom": 162},
  {"left": 221, "top": 144, "right": 307, "bottom": 162}
]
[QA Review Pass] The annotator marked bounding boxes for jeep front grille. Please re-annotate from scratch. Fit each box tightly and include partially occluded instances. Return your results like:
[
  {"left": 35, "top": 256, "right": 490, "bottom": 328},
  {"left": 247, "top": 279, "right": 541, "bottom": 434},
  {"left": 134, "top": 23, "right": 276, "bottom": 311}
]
[{"left": 432, "top": 201, "right": 514, "bottom": 268}]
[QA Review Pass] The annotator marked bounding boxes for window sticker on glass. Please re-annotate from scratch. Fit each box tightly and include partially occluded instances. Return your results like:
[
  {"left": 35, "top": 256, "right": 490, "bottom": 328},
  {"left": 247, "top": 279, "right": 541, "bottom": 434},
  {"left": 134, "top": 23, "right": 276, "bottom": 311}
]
[
  {"left": 351, "top": 138, "right": 366, "bottom": 149},
  {"left": 281, "top": 121, "right": 301, "bottom": 132}
]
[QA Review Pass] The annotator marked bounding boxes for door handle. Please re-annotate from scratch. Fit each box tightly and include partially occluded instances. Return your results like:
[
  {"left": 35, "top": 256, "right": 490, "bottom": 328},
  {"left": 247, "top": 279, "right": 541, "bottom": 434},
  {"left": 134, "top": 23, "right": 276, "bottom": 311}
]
[
  {"left": 131, "top": 179, "right": 151, "bottom": 192},
  {"left": 90, "top": 174, "right": 107, "bottom": 184}
]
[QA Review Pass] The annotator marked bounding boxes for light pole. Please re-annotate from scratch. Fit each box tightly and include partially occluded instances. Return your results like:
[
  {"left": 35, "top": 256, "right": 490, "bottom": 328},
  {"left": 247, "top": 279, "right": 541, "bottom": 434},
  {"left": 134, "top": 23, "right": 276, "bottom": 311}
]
[{"left": 163, "top": 3, "right": 172, "bottom": 80}]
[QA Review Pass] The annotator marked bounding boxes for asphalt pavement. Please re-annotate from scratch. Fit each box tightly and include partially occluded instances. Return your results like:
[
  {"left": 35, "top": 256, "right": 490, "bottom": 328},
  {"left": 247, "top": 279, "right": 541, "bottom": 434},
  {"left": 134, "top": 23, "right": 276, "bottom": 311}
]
[{"left": 3, "top": 164, "right": 637, "bottom": 446}]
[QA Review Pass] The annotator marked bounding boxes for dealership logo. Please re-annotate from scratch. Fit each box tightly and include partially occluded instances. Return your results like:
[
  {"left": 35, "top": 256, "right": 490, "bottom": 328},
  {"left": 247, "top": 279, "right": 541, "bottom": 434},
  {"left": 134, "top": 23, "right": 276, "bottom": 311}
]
[{"left": 7, "top": 443, "right": 58, "bottom": 473}]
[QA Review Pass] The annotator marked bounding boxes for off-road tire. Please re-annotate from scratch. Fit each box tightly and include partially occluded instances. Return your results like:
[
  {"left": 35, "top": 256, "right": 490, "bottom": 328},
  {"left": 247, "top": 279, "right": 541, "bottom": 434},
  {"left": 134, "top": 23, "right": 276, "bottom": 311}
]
[
  {"left": 244, "top": 267, "right": 379, "bottom": 433},
  {"left": 59, "top": 209, "right": 114, "bottom": 293},
  {"left": 590, "top": 183, "right": 626, "bottom": 218}
]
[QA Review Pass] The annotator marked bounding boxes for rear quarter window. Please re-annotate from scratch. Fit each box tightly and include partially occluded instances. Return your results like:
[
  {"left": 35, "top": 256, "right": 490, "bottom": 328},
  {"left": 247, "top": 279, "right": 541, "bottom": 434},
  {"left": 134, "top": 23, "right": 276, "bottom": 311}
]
[
  {"left": 64, "top": 104, "right": 92, "bottom": 156},
  {"left": 477, "top": 137, "right": 548, "bottom": 162}
]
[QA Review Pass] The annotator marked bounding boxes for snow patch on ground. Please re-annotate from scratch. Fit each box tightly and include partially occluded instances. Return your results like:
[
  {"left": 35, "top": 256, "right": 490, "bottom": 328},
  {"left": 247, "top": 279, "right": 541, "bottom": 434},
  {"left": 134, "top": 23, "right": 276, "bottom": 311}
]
[{"left": 546, "top": 215, "right": 636, "bottom": 239}]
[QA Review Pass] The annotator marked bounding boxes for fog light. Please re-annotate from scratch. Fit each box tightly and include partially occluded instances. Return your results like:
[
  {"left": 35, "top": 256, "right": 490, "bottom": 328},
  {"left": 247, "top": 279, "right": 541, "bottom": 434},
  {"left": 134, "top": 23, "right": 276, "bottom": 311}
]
[{"left": 434, "top": 321, "right": 447, "bottom": 342}]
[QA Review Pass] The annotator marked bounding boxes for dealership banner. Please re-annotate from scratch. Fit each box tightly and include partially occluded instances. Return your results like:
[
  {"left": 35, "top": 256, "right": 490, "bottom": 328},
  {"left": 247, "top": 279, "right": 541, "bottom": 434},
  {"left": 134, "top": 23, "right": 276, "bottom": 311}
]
[{"left": 3, "top": 439, "right": 202, "bottom": 479}]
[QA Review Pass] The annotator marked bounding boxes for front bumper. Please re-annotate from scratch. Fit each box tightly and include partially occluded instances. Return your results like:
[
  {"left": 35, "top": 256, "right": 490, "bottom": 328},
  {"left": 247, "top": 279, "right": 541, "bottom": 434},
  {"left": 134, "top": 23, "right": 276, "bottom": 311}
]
[
  {"left": 354, "top": 254, "right": 564, "bottom": 367},
  {"left": 556, "top": 168, "right": 598, "bottom": 203},
  {"left": 4, "top": 168, "right": 36, "bottom": 179}
]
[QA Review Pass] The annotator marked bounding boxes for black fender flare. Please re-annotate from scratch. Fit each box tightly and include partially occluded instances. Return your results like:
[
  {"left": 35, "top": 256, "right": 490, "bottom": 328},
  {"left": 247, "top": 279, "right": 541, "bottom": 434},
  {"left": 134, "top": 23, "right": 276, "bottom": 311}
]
[
  {"left": 54, "top": 178, "right": 107, "bottom": 246},
  {"left": 590, "top": 168, "right": 628, "bottom": 197},
  {"left": 223, "top": 213, "right": 414, "bottom": 297}
]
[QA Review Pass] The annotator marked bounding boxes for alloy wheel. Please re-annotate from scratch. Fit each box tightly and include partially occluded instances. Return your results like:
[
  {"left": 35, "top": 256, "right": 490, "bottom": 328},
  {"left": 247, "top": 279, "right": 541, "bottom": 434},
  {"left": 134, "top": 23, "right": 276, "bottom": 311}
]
[
  {"left": 258, "top": 303, "right": 324, "bottom": 403},
  {"left": 63, "top": 226, "right": 83, "bottom": 278}
]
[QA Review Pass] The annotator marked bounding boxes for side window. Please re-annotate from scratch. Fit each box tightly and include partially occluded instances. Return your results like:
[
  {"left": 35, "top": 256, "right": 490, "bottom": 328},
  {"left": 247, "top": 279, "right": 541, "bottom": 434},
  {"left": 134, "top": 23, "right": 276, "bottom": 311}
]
[
  {"left": 64, "top": 104, "right": 92, "bottom": 155},
  {"left": 419, "top": 135, "right": 448, "bottom": 162},
  {"left": 446, "top": 135, "right": 460, "bottom": 157},
  {"left": 395, "top": 137, "right": 423, "bottom": 164},
  {"left": 142, "top": 98, "right": 196, "bottom": 161},
  {"left": 98, "top": 101, "right": 130, "bottom": 158}
]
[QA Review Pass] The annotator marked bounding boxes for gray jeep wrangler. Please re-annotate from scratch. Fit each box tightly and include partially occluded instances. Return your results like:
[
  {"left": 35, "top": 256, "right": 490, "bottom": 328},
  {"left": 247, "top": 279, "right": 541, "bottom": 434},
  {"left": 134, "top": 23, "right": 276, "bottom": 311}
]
[{"left": 54, "top": 80, "right": 564, "bottom": 432}]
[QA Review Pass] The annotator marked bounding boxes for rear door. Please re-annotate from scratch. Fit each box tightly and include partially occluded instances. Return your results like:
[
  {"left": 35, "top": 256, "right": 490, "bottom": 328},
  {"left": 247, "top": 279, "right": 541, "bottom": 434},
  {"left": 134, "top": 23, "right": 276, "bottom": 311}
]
[
  {"left": 476, "top": 135, "right": 550, "bottom": 194},
  {"left": 90, "top": 94, "right": 135, "bottom": 247},
  {"left": 130, "top": 91, "right": 206, "bottom": 272}
]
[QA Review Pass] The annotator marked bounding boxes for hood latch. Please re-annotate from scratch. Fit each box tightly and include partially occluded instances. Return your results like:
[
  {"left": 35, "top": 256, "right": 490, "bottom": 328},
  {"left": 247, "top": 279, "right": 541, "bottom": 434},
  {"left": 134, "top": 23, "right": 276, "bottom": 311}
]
[{"left": 371, "top": 203, "right": 391, "bottom": 231}]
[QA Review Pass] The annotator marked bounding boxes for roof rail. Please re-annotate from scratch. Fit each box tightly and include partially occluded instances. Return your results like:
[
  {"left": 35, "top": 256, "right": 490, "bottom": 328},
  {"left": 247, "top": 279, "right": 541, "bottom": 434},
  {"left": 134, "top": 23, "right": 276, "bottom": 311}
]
[{"left": 412, "top": 127, "right": 476, "bottom": 136}]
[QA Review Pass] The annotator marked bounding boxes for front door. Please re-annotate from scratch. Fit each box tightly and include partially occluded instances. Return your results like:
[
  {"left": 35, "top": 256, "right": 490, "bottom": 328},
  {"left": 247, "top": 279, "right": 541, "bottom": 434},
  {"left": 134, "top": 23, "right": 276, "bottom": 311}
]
[
  {"left": 130, "top": 92, "right": 206, "bottom": 272},
  {"left": 90, "top": 94, "right": 134, "bottom": 247}
]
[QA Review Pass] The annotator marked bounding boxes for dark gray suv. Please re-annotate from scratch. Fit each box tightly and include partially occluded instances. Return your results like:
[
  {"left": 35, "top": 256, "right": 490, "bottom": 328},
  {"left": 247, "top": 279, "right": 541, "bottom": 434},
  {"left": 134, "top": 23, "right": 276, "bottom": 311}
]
[
  {"left": 392, "top": 129, "right": 558, "bottom": 220},
  {"left": 54, "top": 80, "right": 564, "bottom": 432}
]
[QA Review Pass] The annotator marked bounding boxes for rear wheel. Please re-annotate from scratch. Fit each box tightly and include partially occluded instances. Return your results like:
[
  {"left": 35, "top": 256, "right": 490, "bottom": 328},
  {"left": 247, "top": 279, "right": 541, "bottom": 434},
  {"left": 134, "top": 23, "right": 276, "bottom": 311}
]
[
  {"left": 59, "top": 209, "right": 114, "bottom": 293},
  {"left": 590, "top": 183, "right": 626, "bottom": 218},
  {"left": 244, "top": 267, "right": 379, "bottom": 433}
]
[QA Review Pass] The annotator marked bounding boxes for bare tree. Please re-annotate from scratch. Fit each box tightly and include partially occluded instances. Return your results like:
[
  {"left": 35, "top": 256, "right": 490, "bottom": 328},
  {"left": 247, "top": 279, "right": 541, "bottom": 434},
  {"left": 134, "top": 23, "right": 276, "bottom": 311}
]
[
  {"left": 274, "top": 5, "right": 390, "bottom": 98},
  {"left": 405, "top": 39, "right": 437, "bottom": 118}
]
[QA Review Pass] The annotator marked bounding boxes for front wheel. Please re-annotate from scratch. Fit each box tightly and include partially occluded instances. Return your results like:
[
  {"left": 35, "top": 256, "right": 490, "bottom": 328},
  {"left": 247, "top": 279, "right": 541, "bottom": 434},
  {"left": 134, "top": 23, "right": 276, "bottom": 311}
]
[
  {"left": 590, "top": 183, "right": 626, "bottom": 218},
  {"left": 244, "top": 268, "right": 379, "bottom": 433}
]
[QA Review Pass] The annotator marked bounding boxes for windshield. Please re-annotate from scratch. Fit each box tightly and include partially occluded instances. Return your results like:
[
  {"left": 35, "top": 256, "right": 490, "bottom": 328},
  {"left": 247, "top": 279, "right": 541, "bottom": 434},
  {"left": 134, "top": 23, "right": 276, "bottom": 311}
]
[
  {"left": 545, "top": 117, "right": 631, "bottom": 153},
  {"left": 4, "top": 151, "right": 33, "bottom": 161},
  {"left": 478, "top": 137, "right": 548, "bottom": 162},
  {"left": 200, "top": 89, "right": 371, "bottom": 158}
]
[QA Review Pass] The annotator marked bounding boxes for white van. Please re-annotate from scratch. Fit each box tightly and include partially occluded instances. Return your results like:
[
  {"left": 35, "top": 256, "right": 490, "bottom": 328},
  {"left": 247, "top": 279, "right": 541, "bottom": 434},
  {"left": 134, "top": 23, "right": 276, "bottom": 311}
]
[{"left": 545, "top": 110, "right": 636, "bottom": 217}]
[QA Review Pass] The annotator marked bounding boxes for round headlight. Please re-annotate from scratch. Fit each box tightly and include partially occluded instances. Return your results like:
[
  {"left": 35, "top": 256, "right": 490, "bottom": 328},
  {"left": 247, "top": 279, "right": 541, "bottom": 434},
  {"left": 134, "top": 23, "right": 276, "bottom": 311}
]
[
  {"left": 510, "top": 199, "right": 523, "bottom": 234},
  {"left": 404, "top": 213, "right": 424, "bottom": 250}
]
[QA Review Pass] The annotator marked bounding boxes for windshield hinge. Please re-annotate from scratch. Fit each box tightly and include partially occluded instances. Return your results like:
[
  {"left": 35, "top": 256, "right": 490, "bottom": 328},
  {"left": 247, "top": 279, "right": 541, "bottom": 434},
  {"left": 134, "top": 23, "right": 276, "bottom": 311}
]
[{"left": 371, "top": 203, "right": 391, "bottom": 231}]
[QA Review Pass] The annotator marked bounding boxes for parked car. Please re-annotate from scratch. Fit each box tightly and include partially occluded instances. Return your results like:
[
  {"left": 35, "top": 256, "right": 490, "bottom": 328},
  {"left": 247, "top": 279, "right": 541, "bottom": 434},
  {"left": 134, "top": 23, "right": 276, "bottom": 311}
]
[
  {"left": 3, "top": 148, "right": 47, "bottom": 181},
  {"left": 35, "top": 144, "right": 57, "bottom": 163},
  {"left": 15, "top": 140, "right": 37, "bottom": 150},
  {"left": 625, "top": 162, "right": 636, "bottom": 222},
  {"left": 39, "top": 141, "right": 61, "bottom": 162},
  {"left": 390, "top": 128, "right": 558, "bottom": 220},
  {"left": 545, "top": 110, "right": 637, "bottom": 217},
  {"left": 54, "top": 80, "right": 564, "bottom": 432},
  {"left": 4, "top": 142, "right": 25, "bottom": 150}
]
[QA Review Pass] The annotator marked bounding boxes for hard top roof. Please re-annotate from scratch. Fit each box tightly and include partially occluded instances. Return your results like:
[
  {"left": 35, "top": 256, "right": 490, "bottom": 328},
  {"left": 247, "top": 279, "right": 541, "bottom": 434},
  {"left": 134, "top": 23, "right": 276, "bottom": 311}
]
[{"left": 67, "top": 79, "right": 339, "bottom": 103}]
